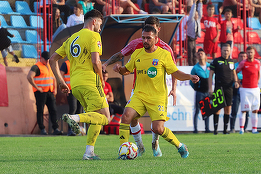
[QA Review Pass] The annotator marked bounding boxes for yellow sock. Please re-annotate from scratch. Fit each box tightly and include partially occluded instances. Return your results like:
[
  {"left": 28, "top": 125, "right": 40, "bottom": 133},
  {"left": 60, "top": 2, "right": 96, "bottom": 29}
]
[
  {"left": 78, "top": 112, "right": 108, "bottom": 125},
  {"left": 86, "top": 125, "right": 102, "bottom": 146},
  {"left": 161, "top": 127, "right": 180, "bottom": 148},
  {"left": 119, "top": 123, "right": 130, "bottom": 145}
]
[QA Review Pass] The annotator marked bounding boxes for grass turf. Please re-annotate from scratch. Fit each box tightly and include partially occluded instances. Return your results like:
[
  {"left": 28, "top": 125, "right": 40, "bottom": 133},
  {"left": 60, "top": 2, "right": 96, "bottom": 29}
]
[{"left": 0, "top": 133, "right": 261, "bottom": 173}]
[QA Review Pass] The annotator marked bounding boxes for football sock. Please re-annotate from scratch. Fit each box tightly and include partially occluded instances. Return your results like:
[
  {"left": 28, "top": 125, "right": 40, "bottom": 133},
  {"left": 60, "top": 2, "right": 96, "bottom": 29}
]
[
  {"left": 151, "top": 124, "right": 159, "bottom": 144},
  {"left": 69, "top": 114, "right": 80, "bottom": 122},
  {"left": 161, "top": 127, "right": 180, "bottom": 148},
  {"left": 78, "top": 112, "right": 108, "bottom": 125},
  {"left": 130, "top": 123, "right": 143, "bottom": 147},
  {"left": 86, "top": 125, "right": 102, "bottom": 146},
  {"left": 119, "top": 123, "right": 130, "bottom": 145},
  {"left": 85, "top": 145, "right": 94, "bottom": 157},
  {"left": 251, "top": 112, "right": 258, "bottom": 133},
  {"left": 213, "top": 114, "right": 219, "bottom": 131},
  {"left": 223, "top": 114, "right": 229, "bottom": 131},
  {"left": 239, "top": 112, "right": 246, "bottom": 132}
]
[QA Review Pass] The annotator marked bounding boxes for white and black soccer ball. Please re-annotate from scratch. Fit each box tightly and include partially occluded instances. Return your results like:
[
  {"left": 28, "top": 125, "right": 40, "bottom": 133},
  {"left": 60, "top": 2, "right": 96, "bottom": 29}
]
[{"left": 118, "top": 142, "right": 138, "bottom": 160}]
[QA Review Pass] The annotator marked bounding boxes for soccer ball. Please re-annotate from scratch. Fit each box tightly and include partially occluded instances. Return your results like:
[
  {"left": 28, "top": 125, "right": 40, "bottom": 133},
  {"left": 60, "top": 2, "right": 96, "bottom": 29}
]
[{"left": 118, "top": 142, "right": 138, "bottom": 160}]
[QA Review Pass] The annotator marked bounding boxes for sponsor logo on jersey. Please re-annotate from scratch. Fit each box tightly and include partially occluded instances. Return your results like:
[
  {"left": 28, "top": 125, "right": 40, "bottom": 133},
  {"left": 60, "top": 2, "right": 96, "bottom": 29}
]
[
  {"left": 152, "top": 59, "right": 159, "bottom": 66},
  {"left": 147, "top": 67, "right": 157, "bottom": 78},
  {"left": 204, "top": 20, "right": 216, "bottom": 28}
]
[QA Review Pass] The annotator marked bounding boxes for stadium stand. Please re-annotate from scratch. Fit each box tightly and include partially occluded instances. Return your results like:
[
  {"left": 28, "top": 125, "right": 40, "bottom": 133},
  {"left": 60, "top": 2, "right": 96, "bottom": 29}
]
[
  {"left": 15, "top": 1, "right": 36, "bottom": 15},
  {"left": 234, "top": 32, "right": 244, "bottom": 44},
  {"left": 8, "top": 30, "right": 29, "bottom": 44},
  {"left": 10, "top": 15, "right": 33, "bottom": 29},
  {"left": 247, "top": 31, "right": 261, "bottom": 44},
  {"left": 30, "top": 16, "right": 44, "bottom": 29},
  {"left": 0, "top": 1, "right": 20, "bottom": 14},
  {"left": 25, "top": 30, "right": 43, "bottom": 44},
  {"left": 196, "top": 31, "right": 205, "bottom": 44},
  {"left": 22, "top": 45, "right": 37, "bottom": 58},
  {"left": 232, "top": 47, "right": 240, "bottom": 59},
  {"left": 0, "top": 15, "right": 14, "bottom": 28},
  {"left": 34, "top": 1, "right": 40, "bottom": 13},
  {"left": 247, "top": 17, "right": 261, "bottom": 30}
]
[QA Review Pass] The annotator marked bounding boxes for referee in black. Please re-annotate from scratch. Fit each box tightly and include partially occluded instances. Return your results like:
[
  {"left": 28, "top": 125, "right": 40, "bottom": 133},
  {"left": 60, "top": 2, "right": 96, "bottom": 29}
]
[{"left": 208, "top": 43, "right": 239, "bottom": 135}]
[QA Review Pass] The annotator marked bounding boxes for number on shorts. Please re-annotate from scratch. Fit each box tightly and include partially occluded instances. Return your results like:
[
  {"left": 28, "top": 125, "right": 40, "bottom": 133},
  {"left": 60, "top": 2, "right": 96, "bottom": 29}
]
[
  {"left": 70, "top": 36, "right": 81, "bottom": 57},
  {"left": 158, "top": 105, "right": 164, "bottom": 111}
]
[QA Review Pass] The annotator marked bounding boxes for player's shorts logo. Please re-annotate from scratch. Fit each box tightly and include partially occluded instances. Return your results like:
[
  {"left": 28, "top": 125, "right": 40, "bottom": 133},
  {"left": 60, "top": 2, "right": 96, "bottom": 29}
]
[
  {"left": 147, "top": 67, "right": 157, "bottom": 78},
  {"left": 152, "top": 59, "right": 159, "bottom": 66}
]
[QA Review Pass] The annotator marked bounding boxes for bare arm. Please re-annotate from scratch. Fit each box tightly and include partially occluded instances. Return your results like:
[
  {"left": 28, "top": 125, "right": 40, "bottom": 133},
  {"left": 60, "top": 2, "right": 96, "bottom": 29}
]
[
  {"left": 208, "top": 70, "right": 214, "bottom": 95},
  {"left": 92, "top": 52, "right": 104, "bottom": 88},
  {"left": 233, "top": 70, "right": 239, "bottom": 89},
  {"left": 27, "top": 70, "right": 43, "bottom": 93},
  {"left": 168, "top": 75, "right": 177, "bottom": 106},
  {"left": 103, "top": 51, "right": 124, "bottom": 71},
  {"left": 172, "top": 70, "right": 199, "bottom": 82},
  {"left": 107, "top": 91, "right": 114, "bottom": 103},
  {"left": 49, "top": 52, "right": 70, "bottom": 93}
]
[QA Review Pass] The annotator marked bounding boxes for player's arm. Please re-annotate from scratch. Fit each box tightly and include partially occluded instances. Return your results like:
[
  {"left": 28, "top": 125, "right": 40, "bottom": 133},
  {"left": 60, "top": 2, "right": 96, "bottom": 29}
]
[
  {"left": 49, "top": 52, "right": 70, "bottom": 93},
  {"left": 27, "top": 70, "right": 43, "bottom": 93},
  {"left": 169, "top": 74, "right": 177, "bottom": 106},
  {"left": 172, "top": 70, "right": 199, "bottom": 83},
  {"left": 103, "top": 51, "right": 124, "bottom": 71},
  {"left": 233, "top": 70, "right": 239, "bottom": 88},
  {"left": 208, "top": 70, "right": 214, "bottom": 95},
  {"left": 113, "top": 64, "right": 131, "bottom": 75},
  {"left": 107, "top": 91, "right": 114, "bottom": 103},
  {"left": 53, "top": 76, "right": 57, "bottom": 96},
  {"left": 92, "top": 52, "right": 105, "bottom": 87}
]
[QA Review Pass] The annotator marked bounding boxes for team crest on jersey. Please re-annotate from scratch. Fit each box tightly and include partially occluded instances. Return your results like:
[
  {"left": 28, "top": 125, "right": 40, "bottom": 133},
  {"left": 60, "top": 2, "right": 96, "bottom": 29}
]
[
  {"left": 229, "top": 63, "right": 234, "bottom": 70},
  {"left": 97, "top": 41, "right": 101, "bottom": 49},
  {"left": 152, "top": 59, "right": 159, "bottom": 66},
  {"left": 255, "top": 64, "right": 259, "bottom": 69}
]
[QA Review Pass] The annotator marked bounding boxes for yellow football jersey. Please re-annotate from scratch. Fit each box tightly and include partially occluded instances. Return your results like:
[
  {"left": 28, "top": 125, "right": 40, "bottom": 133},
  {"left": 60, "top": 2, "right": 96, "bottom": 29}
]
[
  {"left": 125, "top": 47, "right": 178, "bottom": 103},
  {"left": 56, "top": 28, "right": 102, "bottom": 88}
]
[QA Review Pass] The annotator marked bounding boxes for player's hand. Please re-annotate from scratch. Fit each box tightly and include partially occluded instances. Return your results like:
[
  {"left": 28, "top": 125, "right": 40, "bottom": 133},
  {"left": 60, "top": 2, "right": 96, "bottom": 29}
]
[
  {"left": 191, "top": 75, "right": 200, "bottom": 83},
  {"left": 59, "top": 83, "right": 70, "bottom": 94},
  {"left": 113, "top": 64, "right": 121, "bottom": 73},
  {"left": 102, "top": 64, "right": 107, "bottom": 72},
  {"left": 208, "top": 89, "right": 213, "bottom": 96},
  {"left": 234, "top": 82, "right": 240, "bottom": 89},
  {"left": 219, "top": 6, "right": 223, "bottom": 14},
  {"left": 53, "top": 90, "right": 57, "bottom": 96},
  {"left": 168, "top": 90, "right": 177, "bottom": 106}
]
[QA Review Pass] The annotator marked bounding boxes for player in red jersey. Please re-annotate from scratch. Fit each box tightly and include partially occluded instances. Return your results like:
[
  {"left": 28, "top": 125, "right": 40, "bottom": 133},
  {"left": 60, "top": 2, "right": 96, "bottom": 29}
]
[
  {"left": 201, "top": 4, "right": 219, "bottom": 59},
  {"left": 103, "top": 16, "right": 176, "bottom": 157},
  {"left": 236, "top": 46, "right": 260, "bottom": 134}
]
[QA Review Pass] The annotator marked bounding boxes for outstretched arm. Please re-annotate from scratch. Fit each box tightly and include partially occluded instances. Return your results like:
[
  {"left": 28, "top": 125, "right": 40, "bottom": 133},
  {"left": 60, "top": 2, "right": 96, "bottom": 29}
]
[
  {"left": 172, "top": 70, "right": 199, "bottom": 83},
  {"left": 102, "top": 51, "right": 124, "bottom": 71}
]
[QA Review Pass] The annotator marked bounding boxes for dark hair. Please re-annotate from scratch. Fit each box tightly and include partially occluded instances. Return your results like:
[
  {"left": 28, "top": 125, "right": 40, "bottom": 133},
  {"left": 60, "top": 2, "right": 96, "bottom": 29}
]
[
  {"left": 246, "top": 46, "right": 255, "bottom": 51},
  {"left": 224, "top": 8, "right": 232, "bottom": 14},
  {"left": 221, "top": 43, "right": 231, "bottom": 49},
  {"left": 84, "top": 9, "right": 103, "bottom": 21},
  {"left": 197, "top": 48, "right": 204, "bottom": 53},
  {"left": 238, "top": 51, "right": 246, "bottom": 56},
  {"left": 142, "top": 25, "right": 157, "bottom": 35},
  {"left": 41, "top": 51, "right": 49, "bottom": 60},
  {"left": 75, "top": 3, "right": 83, "bottom": 10},
  {"left": 145, "top": 16, "right": 160, "bottom": 28},
  {"left": 207, "top": 4, "right": 215, "bottom": 9},
  {"left": 102, "top": 70, "right": 108, "bottom": 74}
]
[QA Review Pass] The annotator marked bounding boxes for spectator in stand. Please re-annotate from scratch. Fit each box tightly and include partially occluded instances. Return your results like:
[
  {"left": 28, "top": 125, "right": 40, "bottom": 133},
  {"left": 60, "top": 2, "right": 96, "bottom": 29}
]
[
  {"left": 0, "top": 21, "right": 19, "bottom": 66},
  {"left": 102, "top": 70, "right": 123, "bottom": 123},
  {"left": 66, "top": 0, "right": 80, "bottom": 13},
  {"left": 190, "top": 48, "right": 211, "bottom": 133},
  {"left": 218, "top": 7, "right": 240, "bottom": 53},
  {"left": 236, "top": 46, "right": 260, "bottom": 134},
  {"left": 66, "top": 4, "right": 84, "bottom": 27},
  {"left": 120, "top": 0, "right": 147, "bottom": 14},
  {"left": 186, "top": 0, "right": 202, "bottom": 66},
  {"left": 230, "top": 52, "right": 249, "bottom": 133},
  {"left": 251, "top": 0, "right": 261, "bottom": 23},
  {"left": 208, "top": 43, "right": 239, "bottom": 135},
  {"left": 60, "top": 60, "right": 83, "bottom": 136},
  {"left": 78, "top": 0, "right": 94, "bottom": 14},
  {"left": 52, "top": 0, "right": 71, "bottom": 24},
  {"left": 201, "top": 4, "right": 219, "bottom": 59},
  {"left": 52, "top": 7, "right": 67, "bottom": 40},
  {"left": 94, "top": 0, "right": 123, "bottom": 15},
  {"left": 149, "top": 0, "right": 179, "bottom": 14},
  {"left": 27, "top": 51, "right": 63, "bottom": 135}
]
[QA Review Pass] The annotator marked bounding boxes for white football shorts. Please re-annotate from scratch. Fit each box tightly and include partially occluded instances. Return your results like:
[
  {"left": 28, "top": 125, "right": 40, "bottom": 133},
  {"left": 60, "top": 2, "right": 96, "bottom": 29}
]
[{"left": 239, "top": 87, "right": 260, "bottom": 111}]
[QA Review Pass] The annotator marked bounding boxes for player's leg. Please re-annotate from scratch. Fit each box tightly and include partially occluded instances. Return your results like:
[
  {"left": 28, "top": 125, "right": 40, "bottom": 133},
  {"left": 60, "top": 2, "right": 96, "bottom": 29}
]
[
  {"left": 213, "top": 109, "right": 221, "bottom": 135},
  {"left": 239, "top": 88, "right": 250, "bottom": 134},
  {"left": 250, "top": 87, "right": 260, "bottom": 134},
  {"left": 230, "top": 89, "right": 240, "bottom": 133},
  {"left": 8, "top": 45, "right": 19, "bottom": 63},
  {"left": 152, "top": 120, "right": 189, "bottom": 158},
  {"left": 130, "top": 119, "right": 145, "bottom": 156},
  {"left": 223, "top": 106, "right": 231, "bottom": 134},
  {"left": 151, "top": 123, "right": 161, "bottom": 157}
]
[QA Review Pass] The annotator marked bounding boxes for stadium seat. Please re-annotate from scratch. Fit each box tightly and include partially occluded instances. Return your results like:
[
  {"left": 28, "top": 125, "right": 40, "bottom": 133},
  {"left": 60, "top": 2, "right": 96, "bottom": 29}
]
[
  {"left": 22, "top": 45, "right": 37, "bottom": 58},
  {"left": 247, "top": 17, "right": 261, "bottom": 30},
  {"left": 216, "top": 46, "right": 221, "bottom": 57},
  {"left": 10, "top": 16, "right": 32, "bottom": 29},
  {"left": 0, "top": 15, "right": 14, "bottom": 28},
  {"left": 196, "top": 31, "right": 205, "bottom": 44},
  {"left": 34, "top": 1, "right": 40, "bottom": 13},
  {"left": 254, "top": 48, "right": 261, "bottom": 59},
  {"left": 232, "top": 47, "right": 239, "bottom": 59},
  {"left": 15, "top": 1, "right": 36, "bottom": 15},
  {"left": 0, "top": 1, "right": 20, "bottom": 14},
  {"left": 7, "top": 30, "right": 29, "bottom": 44},
  {"left": 30, "top": 16, "right": 44, "bottom": 29},
  {"left": 234, "top": 32, "right": 244, "bottom": 44},
  {"left": 25, "top": 30, "right": 43, "bottom": 44},
  {"left": 247, "top": 32, "right": 261, "bottom": 44},
  {"left": 144, "top": 3, "right": 149, "bottom": 13},
  {"left": 133, "top": 3, "right": 140, "bottom": 14},
  {"left": 231, "top": 18, "right": 251, "bottom": 30}
]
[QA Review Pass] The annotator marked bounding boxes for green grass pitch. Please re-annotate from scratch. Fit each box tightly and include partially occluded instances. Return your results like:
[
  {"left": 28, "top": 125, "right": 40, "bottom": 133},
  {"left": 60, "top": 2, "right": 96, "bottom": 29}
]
[{"left": 0, "top": 133, "right": 261, "bottom": 173}]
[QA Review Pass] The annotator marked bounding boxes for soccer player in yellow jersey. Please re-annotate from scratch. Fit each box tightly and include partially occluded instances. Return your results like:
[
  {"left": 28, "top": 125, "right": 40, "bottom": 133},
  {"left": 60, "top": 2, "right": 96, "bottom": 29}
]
[
  {"left": 49, "top": 9, "right": 110, "bottom": 160},
  {"left": 113, "top": 25, "right": 199, "bottom": 158}
]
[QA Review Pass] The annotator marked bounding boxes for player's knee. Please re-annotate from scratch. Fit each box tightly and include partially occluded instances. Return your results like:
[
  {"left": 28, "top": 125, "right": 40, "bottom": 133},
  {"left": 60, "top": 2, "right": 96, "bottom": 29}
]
[{"left": 152, "top": 126, "right": 164, "bottom": 135}]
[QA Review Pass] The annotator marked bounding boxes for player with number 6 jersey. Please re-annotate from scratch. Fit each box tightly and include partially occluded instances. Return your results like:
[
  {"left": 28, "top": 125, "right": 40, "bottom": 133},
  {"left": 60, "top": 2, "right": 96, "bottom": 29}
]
[{"left": 49, "top": 9, "right": 111, "bottom": 160}]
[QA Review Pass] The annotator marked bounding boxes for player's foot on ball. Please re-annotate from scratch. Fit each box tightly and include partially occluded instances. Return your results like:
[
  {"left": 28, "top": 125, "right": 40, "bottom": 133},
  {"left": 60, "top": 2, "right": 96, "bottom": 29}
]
[
  {"left": 178, "top": 143, "right": 189, "bottom": 158},
  {"left": 62, "top": 114, "right": 80, "bottom": 134},
  {"left": 82, "top": 154, "right": 101, "bottom": 160},
  {"left": 137, "top": 145, "right": 145, "bottom": 157},
  {"left": 152, "top": 140, "right": 162, "bottom": 157}
]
